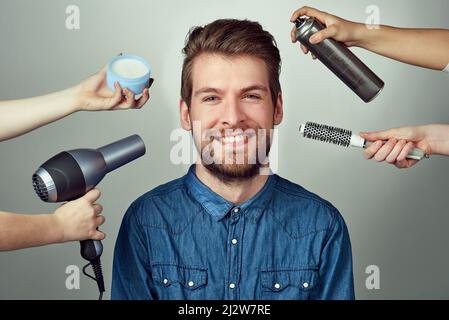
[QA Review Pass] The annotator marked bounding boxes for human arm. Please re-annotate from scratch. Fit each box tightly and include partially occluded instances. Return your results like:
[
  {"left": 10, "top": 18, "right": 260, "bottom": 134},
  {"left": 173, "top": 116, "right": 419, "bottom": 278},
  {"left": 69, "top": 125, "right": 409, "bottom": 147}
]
[
  {"left": 0, "top": 188, "right": 105, "bottom": 251},
  {"left": 311, "top": 210, "right": 355, "bottom": 300},
  {"left": 290, "top": 6, "right": 449, "bottom": 70},
  {"left": 0, "top": 66, "right": 152, "bottom": 141}
]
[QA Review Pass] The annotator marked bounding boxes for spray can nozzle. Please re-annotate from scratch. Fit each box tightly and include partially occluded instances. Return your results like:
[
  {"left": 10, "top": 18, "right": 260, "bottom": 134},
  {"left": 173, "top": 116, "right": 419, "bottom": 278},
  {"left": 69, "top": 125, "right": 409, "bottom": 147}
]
[{"left": 295, "top": 17, "right": 306, "bottom": 28}]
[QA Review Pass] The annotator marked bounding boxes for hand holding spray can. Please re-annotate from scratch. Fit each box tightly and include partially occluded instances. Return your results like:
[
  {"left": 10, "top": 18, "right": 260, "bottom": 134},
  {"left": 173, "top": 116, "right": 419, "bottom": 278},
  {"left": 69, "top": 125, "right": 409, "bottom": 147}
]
[{"left": 294, "top": 17, "right": 384, "bottom": 103}]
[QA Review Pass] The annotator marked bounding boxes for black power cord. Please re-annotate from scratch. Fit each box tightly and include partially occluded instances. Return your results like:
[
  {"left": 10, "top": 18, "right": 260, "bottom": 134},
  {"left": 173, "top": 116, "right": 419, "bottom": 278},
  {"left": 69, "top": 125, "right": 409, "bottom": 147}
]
[{"left": 82, "top": 258, "right": 105, "bottom": 300}]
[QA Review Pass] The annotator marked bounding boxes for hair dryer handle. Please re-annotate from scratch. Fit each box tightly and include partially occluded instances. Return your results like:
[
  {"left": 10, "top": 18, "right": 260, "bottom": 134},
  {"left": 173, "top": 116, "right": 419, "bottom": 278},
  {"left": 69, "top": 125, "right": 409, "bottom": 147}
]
[
  {"left": 80, "top": 239, "right": 103, "bottom": 261},
  {"left": 80, "top": 239, "right": 106, "bottom": 295}
]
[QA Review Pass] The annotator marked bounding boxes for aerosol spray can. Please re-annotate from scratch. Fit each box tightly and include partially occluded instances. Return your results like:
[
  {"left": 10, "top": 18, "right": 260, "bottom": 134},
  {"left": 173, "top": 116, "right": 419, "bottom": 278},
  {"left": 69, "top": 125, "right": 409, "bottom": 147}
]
[{"left": 295, "top": 17, "right": 384, "bottom": 103}]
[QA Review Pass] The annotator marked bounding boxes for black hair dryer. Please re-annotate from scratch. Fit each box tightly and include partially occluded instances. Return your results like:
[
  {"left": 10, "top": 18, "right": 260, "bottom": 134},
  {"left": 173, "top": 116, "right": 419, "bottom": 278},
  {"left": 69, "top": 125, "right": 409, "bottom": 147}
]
[{"left": 31, "top": 135, "right": 146, "bottom": 299}]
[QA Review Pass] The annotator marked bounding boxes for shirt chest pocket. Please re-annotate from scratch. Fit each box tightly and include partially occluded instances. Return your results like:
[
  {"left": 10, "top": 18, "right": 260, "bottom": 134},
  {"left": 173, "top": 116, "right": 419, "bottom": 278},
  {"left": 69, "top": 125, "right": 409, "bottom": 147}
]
[
  {"left": 151, "top": 264, "right": 208, "bottom": 300},
  {"left": 259, "top": 269, "right": 318, "bottom": 300}
]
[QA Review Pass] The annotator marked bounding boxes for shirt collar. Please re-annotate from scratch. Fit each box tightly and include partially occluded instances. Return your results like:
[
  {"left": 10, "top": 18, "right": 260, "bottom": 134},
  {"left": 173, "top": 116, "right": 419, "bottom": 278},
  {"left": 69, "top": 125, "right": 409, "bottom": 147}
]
[{"left": 185, "top": 165, "right": 277, "bottom": 223}]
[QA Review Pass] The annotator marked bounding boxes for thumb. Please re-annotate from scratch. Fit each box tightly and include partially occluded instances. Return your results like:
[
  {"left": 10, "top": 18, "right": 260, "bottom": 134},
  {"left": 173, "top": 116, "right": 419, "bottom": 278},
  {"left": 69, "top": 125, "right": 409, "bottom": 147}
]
[
  {"left": 82, "top": 188, "right": 101, "bottom": 203},
  {"left": 106, "top": 81, "right": 125, "bottom": 107},
  {"left": 89, "top": 81, "right": 123, "bottom": 110},
  {"left": 99, "top": 64, "right": 107, "bottom": 75}
]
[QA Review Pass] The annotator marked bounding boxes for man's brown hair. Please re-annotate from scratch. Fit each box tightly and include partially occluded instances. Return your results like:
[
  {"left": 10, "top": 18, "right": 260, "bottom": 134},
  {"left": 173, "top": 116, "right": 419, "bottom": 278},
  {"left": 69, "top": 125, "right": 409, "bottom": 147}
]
[{"left": 181, "top": 19, "right": 282, "bottom": 107}]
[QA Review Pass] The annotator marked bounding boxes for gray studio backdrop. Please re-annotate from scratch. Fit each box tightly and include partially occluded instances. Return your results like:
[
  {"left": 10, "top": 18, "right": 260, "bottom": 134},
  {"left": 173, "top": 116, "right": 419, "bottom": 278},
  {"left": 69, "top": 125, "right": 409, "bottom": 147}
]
[{"left": 1, "top": 0, "right": 448, "bottom": 300}]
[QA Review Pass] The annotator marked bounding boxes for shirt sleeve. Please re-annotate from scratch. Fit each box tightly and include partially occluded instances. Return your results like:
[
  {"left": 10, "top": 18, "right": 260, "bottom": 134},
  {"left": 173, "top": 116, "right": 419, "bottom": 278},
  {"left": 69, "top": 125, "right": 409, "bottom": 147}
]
[
  {"left": 111, "top": 203, "right": 154, "bottom": 300},
  {"left": 312, "top": 209, "right": 355, "bottom": 300}
]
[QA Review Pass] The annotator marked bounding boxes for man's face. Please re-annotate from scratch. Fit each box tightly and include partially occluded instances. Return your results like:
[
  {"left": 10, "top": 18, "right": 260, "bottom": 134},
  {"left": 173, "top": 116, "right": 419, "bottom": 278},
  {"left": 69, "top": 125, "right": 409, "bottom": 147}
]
[{"left": 180, "top": 53, "right": 283, "bottom": 181}]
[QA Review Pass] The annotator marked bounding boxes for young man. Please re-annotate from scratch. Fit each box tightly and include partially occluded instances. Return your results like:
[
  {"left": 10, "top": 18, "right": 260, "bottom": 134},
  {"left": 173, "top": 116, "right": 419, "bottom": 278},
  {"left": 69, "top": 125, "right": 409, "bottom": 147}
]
[
  {"left": 112, "top": 19, "right": 354, "bottom": 300},
  {"left": 290, "top": 6, "right": 449, "bottom": 169}
]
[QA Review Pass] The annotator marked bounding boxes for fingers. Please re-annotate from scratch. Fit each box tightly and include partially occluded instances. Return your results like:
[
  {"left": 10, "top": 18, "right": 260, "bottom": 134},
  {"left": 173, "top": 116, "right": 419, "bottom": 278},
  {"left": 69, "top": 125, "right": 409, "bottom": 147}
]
[
  {"left": 91, "top": 207, "right": 106, "bottom": 240},
  {"left": 55, "top": 189, "right": 107, "bottom": 242},
  {"left": 135, "top": 88, "right": 150, "bottom": 109},
  {"left": 107, "top": 81, "right": 124, "bottom": 106},
  {"left": 95, "top": 214, "right": 106, "bottom": 227},
  {"left": 309, "top": 25, "right": 338, "bottom": 44},
  {"left": 292, "top": 25, "right": 318, "bottom": 60},
  {"left": 93, "top": 81, "right": 123, "bottom": 110},
  {"left": 92, "top": 203, "right": 103, "bottom": 215},
  {"left": 114, "top": 81, "right": 123, "bottom": 95},
  {"left": 364, "top": 139, "right": 421, "bottom": 169},
  {"left": 90, "top": 230, "right": 106, "bottom": 241},
  {"left": 290, "top": 6, "right": 328, "bottom": 23},
  {"left": 106, "top": 86, "right": 151, "bottom": 110},
  {"left": 374, "top": 138, "right": 398, "bottom": 162},
  {"left": 293, "top": 33, "right": 314, "bottom": 58},
  {"left": 291, "top": 26, "right": 298, "bottom": 43},
  {"left": 119, "top": 78, "right": 153, "bottom": 109},
  {"left": 290, "top": 6, "right": 330, "bottom": 44},
  {"left": 83, "top": 188, "right": 101, "bottom": 203},
  {"left": 397, "top": 141, "right": 415, "bottom": 162},
  {"left": 395, "top": 159, "right": 418, "bottom": 169},
  {"left": 385, "top": 140, "right": 406, "bottom": 163},
  {"left": 360, "top": 128, "right": 399, "bottom": 142},
  {"left": 122, "top": 88, "right": 136, "bottom": 107},
  {"left": 97, "top": 76, "right": 153, "bottom": 111},
  {"left": 364, "top": 140, "right": 384, "bottom": 160}
]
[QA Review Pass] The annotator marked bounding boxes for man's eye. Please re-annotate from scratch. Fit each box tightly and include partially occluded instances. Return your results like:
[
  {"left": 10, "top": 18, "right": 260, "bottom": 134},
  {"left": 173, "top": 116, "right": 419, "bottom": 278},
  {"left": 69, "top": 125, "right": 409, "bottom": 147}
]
[
  {"left": 244, "top": 94, "right": 261, "bottom": 100},
  {"left": 203, "top": 96, "right": 219, "bottom": 102}
]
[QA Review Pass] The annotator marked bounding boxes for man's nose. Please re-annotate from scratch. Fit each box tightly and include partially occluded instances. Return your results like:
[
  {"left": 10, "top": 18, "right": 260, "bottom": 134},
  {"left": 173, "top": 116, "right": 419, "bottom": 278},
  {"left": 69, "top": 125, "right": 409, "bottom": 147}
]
[{"left": 221, "top": 99, "right": 246, "bottom": 127}]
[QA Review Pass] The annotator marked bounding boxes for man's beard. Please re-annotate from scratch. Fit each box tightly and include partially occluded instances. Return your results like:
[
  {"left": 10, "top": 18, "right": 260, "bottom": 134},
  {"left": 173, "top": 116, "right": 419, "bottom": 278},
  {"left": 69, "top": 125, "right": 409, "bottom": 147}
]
[
  {"left": 205, "top": 162, "right": 262, "bottom": 183},
  {"left": 198, "top": 128, "right": 272, "bottom": 183}
]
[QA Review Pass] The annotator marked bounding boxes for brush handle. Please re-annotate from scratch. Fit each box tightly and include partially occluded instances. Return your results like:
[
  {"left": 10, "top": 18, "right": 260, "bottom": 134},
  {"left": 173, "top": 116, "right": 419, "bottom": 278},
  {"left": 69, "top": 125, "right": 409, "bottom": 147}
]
[{"left": 364, "top": 141, "right": 426, "bottom": 161}]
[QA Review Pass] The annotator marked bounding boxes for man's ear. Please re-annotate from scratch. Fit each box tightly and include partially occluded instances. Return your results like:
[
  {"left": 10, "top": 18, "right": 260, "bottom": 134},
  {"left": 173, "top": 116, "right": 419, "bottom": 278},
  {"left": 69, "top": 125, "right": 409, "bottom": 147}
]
[
  {"left": 180, "top": 99, "right": 192, "bottom": 131},
  {"left": 274, "top": 93, "right": 283, "bottom": 125}
]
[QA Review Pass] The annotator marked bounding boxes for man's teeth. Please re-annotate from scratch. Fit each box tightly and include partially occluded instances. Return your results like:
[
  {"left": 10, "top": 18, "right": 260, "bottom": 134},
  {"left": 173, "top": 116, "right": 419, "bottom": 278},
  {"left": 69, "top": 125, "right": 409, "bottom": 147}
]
[{"left": 222, "top": 135, "right": 245, "bottom": 143}]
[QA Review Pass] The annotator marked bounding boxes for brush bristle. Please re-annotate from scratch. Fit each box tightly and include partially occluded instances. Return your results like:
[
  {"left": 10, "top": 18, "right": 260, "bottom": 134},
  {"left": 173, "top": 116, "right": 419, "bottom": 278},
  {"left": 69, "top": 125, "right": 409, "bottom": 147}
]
[{"left": 302, "top": 122, "right": 352, "bottom": 147}]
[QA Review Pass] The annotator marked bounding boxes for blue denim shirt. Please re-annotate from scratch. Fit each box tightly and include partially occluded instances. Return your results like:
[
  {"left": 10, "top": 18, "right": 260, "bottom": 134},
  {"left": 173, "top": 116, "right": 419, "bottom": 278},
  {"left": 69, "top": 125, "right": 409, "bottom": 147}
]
[{"left": 111, "top": 165, "right": 354, "bottom": 300}]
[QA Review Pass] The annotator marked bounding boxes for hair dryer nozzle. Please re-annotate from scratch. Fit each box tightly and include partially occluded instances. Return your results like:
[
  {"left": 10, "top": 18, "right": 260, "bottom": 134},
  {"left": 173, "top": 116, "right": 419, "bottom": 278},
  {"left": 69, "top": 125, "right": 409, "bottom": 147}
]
[
  {"left": 97, "top": 134, "right": 146, "bottom": 173},
  {"left": 32, "top": 167, "right": 57, "bottom": 202}
]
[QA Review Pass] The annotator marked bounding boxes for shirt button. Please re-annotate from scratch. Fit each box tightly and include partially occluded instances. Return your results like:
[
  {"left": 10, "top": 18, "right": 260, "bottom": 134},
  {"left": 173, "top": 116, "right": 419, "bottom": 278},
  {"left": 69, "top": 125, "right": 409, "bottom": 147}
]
[
  {"left": 274, "top": 283, "right": 281, "bottom": 289},
  {"left": 229, "top": 283, "right": 236, "bottom": 289},
  {"left": 303, "top": 282, "right": 309, "bottom": 288},
  {"left": 163, "top": 278, "right": 169, "bottom": 285},
  {"left": 233, "top": 208, "right": 240, "bottom": 213},
  {"left": 188, "top": 281, "right": 194, "bottom": 287},
  {"left": 231, "top": 239, "right": 238, "bottom": 245}
]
